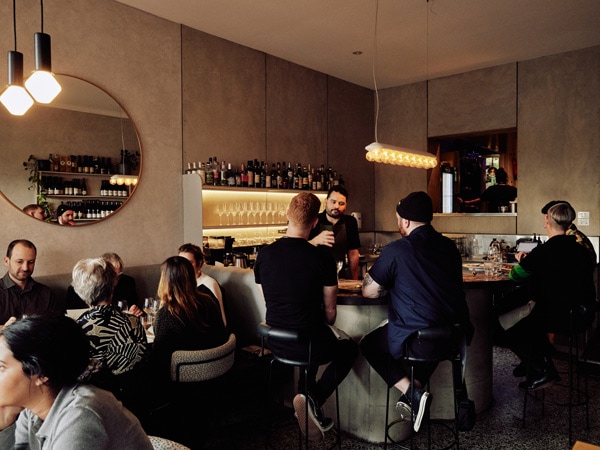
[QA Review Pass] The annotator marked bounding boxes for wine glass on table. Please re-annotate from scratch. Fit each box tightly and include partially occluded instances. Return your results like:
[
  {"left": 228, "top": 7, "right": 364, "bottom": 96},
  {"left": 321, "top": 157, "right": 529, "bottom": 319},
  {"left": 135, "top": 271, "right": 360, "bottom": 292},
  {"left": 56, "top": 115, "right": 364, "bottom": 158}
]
[
  {"left": 336, "top": 260, "right": 344, "bottom": 281},
  {"left": 117, "top": 300, "right": 129, "bottom": 314}
]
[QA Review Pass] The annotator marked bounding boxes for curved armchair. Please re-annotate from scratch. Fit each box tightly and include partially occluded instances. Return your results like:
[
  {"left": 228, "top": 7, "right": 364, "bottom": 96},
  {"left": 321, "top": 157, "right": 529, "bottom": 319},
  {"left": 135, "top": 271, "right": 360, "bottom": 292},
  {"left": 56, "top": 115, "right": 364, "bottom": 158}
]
[{"left": 170, "top": 333, "right": 236, "bottom": 383}]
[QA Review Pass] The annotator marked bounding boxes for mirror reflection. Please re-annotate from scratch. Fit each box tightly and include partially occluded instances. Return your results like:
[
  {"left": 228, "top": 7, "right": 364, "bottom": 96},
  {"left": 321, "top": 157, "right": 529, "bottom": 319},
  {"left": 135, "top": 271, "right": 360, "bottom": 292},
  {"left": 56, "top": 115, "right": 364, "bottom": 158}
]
[
  {"left": 431, "top": 130, "right": 517, "bottom": 213},
  {"left": 0, "top": 74, "right": 140, "bottom": 225}
]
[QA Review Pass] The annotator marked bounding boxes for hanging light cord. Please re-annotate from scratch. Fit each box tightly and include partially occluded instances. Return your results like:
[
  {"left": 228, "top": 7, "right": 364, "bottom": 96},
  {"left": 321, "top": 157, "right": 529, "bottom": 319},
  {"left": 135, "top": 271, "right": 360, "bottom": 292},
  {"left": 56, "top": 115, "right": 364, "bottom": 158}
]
[
  {"left": 11, "top": 0, "right": 17, "bottom": 51},
  {"left": 40, "top": 0, "right": 45, "bottom": 33},
  {"left": 372, "top": 0, "right": 380, "bottom": 143}
]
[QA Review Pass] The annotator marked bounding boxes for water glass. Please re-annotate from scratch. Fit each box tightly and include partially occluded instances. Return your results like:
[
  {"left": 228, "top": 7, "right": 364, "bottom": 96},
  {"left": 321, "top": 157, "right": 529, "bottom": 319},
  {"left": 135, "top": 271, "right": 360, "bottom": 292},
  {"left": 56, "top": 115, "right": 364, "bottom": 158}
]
[{"left": 483, "top": 261, "right": 494, "bottom": 277}]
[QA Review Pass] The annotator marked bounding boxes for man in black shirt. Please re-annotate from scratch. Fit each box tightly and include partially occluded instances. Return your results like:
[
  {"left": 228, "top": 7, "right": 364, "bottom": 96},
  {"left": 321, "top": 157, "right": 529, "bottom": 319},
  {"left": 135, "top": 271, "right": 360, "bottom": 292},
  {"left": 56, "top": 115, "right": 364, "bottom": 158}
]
[
  {"left": 308, "top": 186, "right": 361, "bottom": 279},
  {"left": 1, "top": 240, "right": 62, "bottom": 325},
  {"left": 255, "top": 192, "right": 358, "bottom": 442}
]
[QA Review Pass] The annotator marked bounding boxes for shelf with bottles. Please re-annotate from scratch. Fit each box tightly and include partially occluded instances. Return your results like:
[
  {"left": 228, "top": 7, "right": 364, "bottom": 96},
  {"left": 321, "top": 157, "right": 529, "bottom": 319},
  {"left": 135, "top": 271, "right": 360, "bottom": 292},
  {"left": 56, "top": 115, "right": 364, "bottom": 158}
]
[
  {"left": 202, "top": 186, "right": 327, "bottom": 229},
  {"left": 51, "top": 199, "right": 124, "bottom": 222},
  {"left": 37, "top": 172, "right": 130, "bottom": 199},
  {"left": 186, "top": 158, "right": 343, "bottom": 192}
]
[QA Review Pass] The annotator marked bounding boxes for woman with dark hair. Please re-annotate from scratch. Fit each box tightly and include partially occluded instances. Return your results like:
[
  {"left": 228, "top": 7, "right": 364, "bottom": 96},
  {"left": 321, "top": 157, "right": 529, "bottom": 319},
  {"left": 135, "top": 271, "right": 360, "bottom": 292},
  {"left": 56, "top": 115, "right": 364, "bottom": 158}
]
[
  {"left": 0, "top": 314, "right": 152, "bottom": 448},
  {"left": 151, "top": 256, "right": 227, "bottom": 384}
]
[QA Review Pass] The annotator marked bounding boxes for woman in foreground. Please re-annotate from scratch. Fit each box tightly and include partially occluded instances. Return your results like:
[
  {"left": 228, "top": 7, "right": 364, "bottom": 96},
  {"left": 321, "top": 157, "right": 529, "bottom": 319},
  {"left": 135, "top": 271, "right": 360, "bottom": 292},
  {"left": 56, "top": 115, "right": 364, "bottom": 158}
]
[{"left": 0, "top": 314, "right": 152, "bottom": 449}]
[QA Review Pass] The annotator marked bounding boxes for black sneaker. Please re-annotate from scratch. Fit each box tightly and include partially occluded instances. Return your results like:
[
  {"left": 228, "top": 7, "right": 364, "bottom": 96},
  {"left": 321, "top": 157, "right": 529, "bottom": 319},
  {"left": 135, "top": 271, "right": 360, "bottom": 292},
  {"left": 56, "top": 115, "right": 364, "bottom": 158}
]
[
  {"left": 410, "top": 388, "right": 431, "bottom": 433},
  {"left": 306, "top": 394, "right": 334, "bottom": 432}
]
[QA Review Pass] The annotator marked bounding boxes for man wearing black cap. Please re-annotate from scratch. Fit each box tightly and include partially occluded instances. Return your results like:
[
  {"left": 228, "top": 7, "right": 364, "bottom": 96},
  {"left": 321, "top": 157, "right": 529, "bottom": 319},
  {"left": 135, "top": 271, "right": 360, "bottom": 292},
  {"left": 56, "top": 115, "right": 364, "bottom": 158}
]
[
  {"left": 56, "top": 204, "right": 76, "bottom": 226},
  {"left": 360, "top": 191, "right": 472, "bottom": 432},
  {"left": 538, "top": 200, "right": 597, "bottom": 264}
]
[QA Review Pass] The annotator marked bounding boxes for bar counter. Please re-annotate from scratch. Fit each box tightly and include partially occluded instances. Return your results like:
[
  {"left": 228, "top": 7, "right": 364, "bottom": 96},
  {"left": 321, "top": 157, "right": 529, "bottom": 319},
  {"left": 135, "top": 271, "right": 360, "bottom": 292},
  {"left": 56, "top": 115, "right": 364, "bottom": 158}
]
[{"left": 325, "top": 272, "right": 512, "bottom": 443}]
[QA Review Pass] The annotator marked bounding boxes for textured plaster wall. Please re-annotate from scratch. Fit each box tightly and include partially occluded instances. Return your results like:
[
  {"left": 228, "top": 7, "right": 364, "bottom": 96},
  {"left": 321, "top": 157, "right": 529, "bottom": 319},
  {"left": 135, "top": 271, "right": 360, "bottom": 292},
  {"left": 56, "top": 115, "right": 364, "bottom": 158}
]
[
  {"left": 0, "top": 0, "right": 182, "bottom": 275},
  {"left": 517, "top": 46, "right": 600, "bottom": 237}
]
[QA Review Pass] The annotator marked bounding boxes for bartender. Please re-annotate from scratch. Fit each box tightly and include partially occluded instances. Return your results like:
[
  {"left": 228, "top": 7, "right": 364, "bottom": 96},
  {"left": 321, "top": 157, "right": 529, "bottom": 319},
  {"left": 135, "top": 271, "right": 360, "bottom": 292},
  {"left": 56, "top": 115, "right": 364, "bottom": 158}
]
[{"left": 308, "top": 186, "right": 361, "bottom": 280}]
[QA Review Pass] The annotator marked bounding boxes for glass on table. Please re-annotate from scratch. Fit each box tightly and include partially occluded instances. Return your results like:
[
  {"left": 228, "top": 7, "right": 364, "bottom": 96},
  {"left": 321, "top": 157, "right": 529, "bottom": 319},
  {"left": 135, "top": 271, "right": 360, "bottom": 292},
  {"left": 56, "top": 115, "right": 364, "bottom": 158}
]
[{"left": 143, "top": 297, "right": 159, "bottom": 315}]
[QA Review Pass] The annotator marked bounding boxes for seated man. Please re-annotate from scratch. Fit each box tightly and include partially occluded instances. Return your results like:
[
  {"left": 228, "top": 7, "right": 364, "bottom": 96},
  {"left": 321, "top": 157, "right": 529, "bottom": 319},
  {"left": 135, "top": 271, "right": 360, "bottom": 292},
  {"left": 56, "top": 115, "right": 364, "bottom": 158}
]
[
  {"left": 504, "top": 202, "right": 596, "bottom": 390},
  {"left": 56, "top": 204, "right": 77, "bottom": 225},
  {"left": 178, "top": 242, "right": 226, "bottom": 327},
  {"left": 1, "top": 239, "right": 63, "bottom": 325},
  {"left": 361, "top": 192, "right": 472, "bottom": 432},
  {"left": 22, "top": 204, "right": 46, "bottom": 221},
  {"left": 254, "top": 192, "right": 358, "bottom": 442}
]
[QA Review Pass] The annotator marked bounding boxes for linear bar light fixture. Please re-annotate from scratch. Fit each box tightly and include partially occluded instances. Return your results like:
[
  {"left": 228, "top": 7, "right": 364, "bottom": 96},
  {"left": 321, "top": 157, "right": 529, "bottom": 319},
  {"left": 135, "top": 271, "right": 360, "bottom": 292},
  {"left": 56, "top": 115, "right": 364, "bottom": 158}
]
[
  {"left": 25, "top": 0, "right": 62, "bottom": 103},
  {"left": 364, "top": 0, "right": 437, "bottom": 169},
  {"left": 0, "top": 0, "right": 34, "bottom": 116}
]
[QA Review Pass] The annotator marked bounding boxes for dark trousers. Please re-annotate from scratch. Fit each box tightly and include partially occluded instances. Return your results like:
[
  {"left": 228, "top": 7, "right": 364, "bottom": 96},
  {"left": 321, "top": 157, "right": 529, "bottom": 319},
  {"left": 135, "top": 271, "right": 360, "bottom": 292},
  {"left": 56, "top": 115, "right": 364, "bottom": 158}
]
[
  {"left": 271, "top": 326, "right": 359, "bottom": 407},
  {"left": 360, "top": 324, "right": 438, "bottom": 388}
]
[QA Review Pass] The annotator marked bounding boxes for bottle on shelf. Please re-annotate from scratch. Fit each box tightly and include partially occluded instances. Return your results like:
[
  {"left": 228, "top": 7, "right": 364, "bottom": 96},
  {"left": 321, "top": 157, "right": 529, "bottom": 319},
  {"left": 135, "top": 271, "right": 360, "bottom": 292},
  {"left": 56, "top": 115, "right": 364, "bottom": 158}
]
[
  {"left": 240, "top": 163, "right": 248, "bottom": 187},
  {"left": 253, "top": 159, "right": 261, "bottom": 188},
  {"left": 205, "top": 158, "right": 214, "bottom": 185},
  {"left": 247, "top": 160, "right": 254, "bottom": 187},
  {"left": 198, "top": 162, "right": 206, "bottom": 184},
  {"left": 81, "top": 179, "right": 87, "bottom": 196},
  {"left": 226, "top": 163, "right": 236, "bottom": 187}
]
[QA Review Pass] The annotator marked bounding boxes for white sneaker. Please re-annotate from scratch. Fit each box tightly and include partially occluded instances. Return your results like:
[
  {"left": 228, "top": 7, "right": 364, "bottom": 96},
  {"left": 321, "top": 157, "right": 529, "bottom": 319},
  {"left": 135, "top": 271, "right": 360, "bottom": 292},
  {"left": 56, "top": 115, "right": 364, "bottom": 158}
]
[{"left": 293, "top": 394, "right": 324, "bottom": 442}]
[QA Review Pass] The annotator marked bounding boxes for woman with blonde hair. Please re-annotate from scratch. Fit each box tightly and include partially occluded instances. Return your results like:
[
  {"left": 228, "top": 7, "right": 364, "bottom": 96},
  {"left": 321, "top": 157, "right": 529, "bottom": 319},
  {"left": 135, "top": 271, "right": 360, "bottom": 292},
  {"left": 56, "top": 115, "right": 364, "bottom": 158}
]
[{"left": 151, "top": 256, "right": 227, "bottom": 384}]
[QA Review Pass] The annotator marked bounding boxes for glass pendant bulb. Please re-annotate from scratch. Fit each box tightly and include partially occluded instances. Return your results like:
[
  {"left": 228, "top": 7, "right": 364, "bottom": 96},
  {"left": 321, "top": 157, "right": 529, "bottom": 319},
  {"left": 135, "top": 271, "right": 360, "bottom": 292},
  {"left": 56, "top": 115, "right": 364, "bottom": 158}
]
[
  {"left": 25, "top": 32, "right": 61, "bottom": 104},
  {"left": 0, "top": 51, "right": 34, "bottom": 116}
]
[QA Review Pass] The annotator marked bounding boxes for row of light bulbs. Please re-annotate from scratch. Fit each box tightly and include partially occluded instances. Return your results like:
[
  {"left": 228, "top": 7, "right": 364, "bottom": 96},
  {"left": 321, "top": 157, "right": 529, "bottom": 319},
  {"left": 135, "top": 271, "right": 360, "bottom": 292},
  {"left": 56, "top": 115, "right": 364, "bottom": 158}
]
[{"left": 0, "top": 0, "right": 62, "bottom": 116}]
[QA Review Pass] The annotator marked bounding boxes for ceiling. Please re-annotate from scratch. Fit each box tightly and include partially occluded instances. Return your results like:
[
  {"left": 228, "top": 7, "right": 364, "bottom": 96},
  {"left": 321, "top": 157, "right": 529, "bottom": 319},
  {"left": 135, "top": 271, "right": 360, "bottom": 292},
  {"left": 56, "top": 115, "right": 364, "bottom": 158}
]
[{"left": 115, "top": 0, "right": 600, "bottom": 89}]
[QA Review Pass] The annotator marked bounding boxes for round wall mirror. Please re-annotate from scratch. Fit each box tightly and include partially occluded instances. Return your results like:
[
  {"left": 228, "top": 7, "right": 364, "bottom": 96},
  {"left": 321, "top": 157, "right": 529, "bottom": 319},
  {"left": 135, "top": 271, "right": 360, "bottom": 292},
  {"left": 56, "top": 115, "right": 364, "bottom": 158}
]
[{"left": 0, "top": 74, "right": 141, "bottom": 226}]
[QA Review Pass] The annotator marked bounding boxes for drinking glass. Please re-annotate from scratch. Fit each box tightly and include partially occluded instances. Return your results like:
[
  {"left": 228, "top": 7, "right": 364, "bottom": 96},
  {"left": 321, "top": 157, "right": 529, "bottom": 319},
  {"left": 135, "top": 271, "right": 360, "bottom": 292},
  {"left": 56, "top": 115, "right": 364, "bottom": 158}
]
[
  {"left": 336, "top": 260, "right": 344, "bottom": 280},
  {"left": 144, "top": 297, "right": 158, "bottom": 315},
  {"left": 117, "top": 300, "right": 129, "bottom": 313}
]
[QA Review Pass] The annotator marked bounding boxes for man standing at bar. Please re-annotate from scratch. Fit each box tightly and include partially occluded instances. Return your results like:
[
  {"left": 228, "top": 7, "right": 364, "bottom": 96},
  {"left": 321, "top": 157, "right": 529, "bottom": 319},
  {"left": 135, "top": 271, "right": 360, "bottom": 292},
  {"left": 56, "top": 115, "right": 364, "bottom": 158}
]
[
  {"left": 0, "top": 239, "right": 62, "bottom": 325},
  {"left": 360, "top": 191, "right": 472, "bottom": 432},
  {"left": 308, "top": 186, "right": 361, "bottom": 280},
  {"left": 255, "top": 192, "right": 358, "bottom": 441}
]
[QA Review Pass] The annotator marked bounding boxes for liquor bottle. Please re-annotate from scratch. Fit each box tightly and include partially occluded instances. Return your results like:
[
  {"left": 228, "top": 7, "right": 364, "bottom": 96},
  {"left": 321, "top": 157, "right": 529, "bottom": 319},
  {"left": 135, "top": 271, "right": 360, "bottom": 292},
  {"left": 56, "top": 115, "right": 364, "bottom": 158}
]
[
  {"left": 286, "top": 162, "right": 294, "bottom": 189},
  {"left": 276, "top": 162, "right": 283, "bottom": 189},
  {"left": 81, "top": 179, "right": 87, "bottom": 196},
  {"left": 220, "top": 160, "right": 227, "bottom": 186},
  {"left": 267, "top": 163, "right": 276, "bottom": 188},
  {"left": 234, "top": 166, "right": 241, "bottom": 187},
  {"left": 240, "top": 163, "right": 248, "bottom": 187},
  {"left": 77, "top": 155, "right": 83, "bottom": 173},
  {"left": 192, "top": 162, "right": 198, "bottom": 174},
  {"left": 227, "top": 163, "right": 236, "bottom": 186},
  {"left": 205, "top": 158, "right": 214, "bottom": 185},
  {"left": 294, "top": 163, "right": 302, "bottom": 189},
  {"left": 185, "top": 162, "right": 193, "bottom": 174},
  {"left": 247, "top": 160, "right": 254, "bottom": 187},
  {"left": 254, "top": 159, "right": 261, "bottom": 188},
  {"left": 198, "top": 162, "right": 206, "bottom": 184},
  {"left": 259, "top": 161, "right": 267, "bottom": 188},
  {"left": 302, "top": 166, "right": 309, "bottom": 190},
  {"left": 212, "top": 157, "right": 220, "bottom": 186}
]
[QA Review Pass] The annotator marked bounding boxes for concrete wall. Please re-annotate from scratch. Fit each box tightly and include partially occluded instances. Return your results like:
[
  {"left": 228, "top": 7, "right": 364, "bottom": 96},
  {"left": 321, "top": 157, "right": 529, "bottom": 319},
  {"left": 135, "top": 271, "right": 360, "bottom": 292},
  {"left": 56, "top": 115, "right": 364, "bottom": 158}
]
[{"left": 377, "top": 46, "right": 600, "bottom": 241}]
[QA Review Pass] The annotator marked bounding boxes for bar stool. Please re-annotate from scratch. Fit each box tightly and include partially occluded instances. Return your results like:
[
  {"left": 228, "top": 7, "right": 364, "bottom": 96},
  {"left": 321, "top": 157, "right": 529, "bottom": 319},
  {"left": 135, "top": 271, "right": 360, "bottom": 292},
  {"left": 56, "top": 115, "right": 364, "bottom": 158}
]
[
  {"left": 257, "top": 322, "right": 341, "bottom": 450},
  {"left": 522, "top": 305, "right": 594, "bottom": 446},
  {"left": 384, "top": 324, "right": 467, "bottom": 450}
]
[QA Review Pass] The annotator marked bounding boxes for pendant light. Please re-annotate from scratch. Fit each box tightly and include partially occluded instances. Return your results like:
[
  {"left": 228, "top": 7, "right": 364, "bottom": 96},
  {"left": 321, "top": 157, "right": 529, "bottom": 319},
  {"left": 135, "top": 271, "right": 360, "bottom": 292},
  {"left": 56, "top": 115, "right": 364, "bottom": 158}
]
[
  {"left": 0, "top": 0, "right": 34, "bottom": 116},
  {"left": 365, "top": 0, "right": 437, "bottom": 170},
  {"left": 25, "top": 0, "right": 62, "bottom": 104}
]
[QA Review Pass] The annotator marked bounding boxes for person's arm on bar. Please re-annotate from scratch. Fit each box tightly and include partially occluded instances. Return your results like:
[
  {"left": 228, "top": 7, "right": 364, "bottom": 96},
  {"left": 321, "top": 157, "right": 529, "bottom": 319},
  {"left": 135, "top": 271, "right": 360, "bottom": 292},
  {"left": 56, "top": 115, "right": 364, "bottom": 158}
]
[
  {"left": 323, "top": 285, "right": 338, "bottom": 325},
  {"left": 362, "top": 272, "right": 388, "bottom": 298},
  {"left": 347, "top": 248, "right": 360, "bottom": 280}
]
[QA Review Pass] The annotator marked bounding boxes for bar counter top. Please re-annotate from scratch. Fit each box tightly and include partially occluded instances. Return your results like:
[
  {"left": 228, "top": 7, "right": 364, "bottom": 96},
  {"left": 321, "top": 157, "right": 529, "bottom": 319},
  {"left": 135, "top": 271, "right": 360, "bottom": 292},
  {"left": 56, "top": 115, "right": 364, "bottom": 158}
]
[{"left": 337, "top": 272, "right": 512, "bottom": 305}]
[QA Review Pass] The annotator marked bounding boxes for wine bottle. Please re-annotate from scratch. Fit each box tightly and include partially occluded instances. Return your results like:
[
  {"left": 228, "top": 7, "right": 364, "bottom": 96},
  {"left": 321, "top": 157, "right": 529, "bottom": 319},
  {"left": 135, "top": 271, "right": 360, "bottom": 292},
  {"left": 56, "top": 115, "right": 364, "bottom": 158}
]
[
  {"left": 247, "top": 160, "right": 254, "bottom": 187},
  {"left": 240, "top": 163, "right": 248, "bottom": 187}
]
